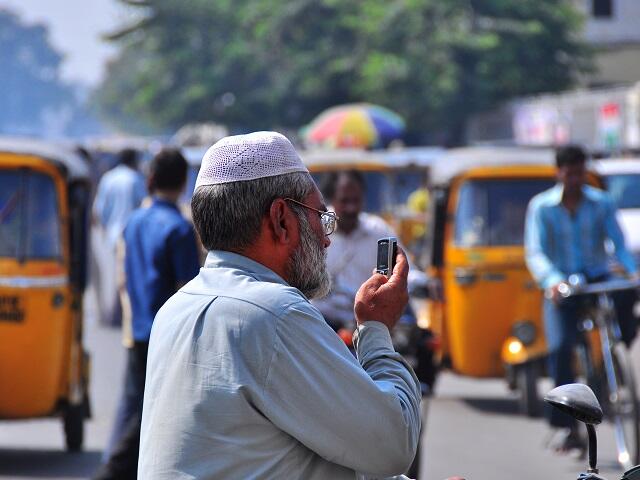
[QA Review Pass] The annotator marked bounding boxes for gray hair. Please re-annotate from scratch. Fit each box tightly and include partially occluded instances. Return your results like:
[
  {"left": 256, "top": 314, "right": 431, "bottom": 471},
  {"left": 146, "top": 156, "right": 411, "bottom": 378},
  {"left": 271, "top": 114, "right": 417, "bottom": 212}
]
[{"left": 191, "top": 171, "right": 316, "bottom": 251}]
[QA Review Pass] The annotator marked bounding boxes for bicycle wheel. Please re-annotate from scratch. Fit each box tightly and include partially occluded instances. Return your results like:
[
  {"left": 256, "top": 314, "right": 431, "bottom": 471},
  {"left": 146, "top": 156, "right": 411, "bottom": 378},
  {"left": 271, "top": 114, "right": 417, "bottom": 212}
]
[
  {"left": 515, "top": 361, "right": 541, "bottom": 417},
  {"left": 607, "top": 343, "right": 640, "bottom": 470}
]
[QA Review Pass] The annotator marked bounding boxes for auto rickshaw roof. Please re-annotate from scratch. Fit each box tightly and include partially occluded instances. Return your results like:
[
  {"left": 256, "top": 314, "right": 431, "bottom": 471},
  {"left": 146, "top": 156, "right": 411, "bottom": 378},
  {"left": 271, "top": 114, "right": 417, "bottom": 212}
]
[
  {"left": 0, "top": 137, "right": 91, "bottom": 182},
  {"left": 593, "top": 157, "right": 640, "bottom": 175},
  {"left": 84, "top": 135, "right": 160, "bottom": 153},
  {"left": 301, "top": 147, "right": 444, "bottom": 171},
  {"left": 430, "top": 146, "right": 556, "bottom": 186},
  {"left": 181, "top": 145, "right": 209, "bottom": 167}
]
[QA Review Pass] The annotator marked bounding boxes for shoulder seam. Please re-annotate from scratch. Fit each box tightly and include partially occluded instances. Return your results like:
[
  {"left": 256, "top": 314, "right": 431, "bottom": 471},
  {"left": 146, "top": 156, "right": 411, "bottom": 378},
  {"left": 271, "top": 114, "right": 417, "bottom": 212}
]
[{"left": 178, "top": 290, "right": 308, "bottom": 320}]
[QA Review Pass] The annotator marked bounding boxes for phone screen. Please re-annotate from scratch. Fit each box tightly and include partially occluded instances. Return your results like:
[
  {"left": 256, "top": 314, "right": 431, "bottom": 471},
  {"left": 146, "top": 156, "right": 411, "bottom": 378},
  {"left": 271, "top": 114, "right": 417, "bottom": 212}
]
[{"left": 377, "top": 240, "right": 389, "bottom": 270}]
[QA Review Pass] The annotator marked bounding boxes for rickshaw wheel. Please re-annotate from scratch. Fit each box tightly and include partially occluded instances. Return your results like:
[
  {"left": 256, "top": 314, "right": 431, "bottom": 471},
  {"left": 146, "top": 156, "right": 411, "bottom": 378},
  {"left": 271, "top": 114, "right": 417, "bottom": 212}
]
[
  {"left": 516, "top": 361, "right": 541, "bottom": 417},
  {"left": 63, "top": 404, "right": 84, "bottom": 452}
]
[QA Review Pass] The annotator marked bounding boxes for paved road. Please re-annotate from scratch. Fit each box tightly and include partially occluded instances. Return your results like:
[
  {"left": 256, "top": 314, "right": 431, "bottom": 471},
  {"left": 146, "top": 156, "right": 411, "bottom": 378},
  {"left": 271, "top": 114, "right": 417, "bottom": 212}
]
[
  {"left": 420, "top": 374, "right": 627, "bottom": 480},
  {"left": 1, "top": 295, "right": 638, "bottom": 479}
]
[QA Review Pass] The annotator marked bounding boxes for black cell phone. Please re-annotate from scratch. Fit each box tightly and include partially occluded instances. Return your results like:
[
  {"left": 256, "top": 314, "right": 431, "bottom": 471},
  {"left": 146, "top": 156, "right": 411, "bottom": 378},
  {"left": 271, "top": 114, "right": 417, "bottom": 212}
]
[{"left": 376, "top": 237, "right": 398, "bottom": 278}]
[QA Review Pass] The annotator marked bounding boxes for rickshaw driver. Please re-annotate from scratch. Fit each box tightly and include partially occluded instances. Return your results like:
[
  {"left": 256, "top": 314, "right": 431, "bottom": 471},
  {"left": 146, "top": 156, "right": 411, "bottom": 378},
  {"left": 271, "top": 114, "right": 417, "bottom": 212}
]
[{"left": 524, "top": 145, "right": 640, "bottom": 453}]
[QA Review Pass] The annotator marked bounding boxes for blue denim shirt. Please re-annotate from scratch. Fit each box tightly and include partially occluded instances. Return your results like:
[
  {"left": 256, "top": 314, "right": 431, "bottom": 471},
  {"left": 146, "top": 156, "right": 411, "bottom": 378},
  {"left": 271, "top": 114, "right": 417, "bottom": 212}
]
[
  {"left": 524, "top": 184, "right": 637, "bottom": 289},
  {"left": 139, "top": 251, "right": 420, "bottom": 479}
]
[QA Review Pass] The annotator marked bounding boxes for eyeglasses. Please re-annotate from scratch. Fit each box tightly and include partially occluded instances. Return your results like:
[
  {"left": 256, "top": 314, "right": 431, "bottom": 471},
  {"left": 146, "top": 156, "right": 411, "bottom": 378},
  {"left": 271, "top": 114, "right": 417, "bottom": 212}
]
[{"left": 284, "top": 198, "right": 339, "bottom": 236}]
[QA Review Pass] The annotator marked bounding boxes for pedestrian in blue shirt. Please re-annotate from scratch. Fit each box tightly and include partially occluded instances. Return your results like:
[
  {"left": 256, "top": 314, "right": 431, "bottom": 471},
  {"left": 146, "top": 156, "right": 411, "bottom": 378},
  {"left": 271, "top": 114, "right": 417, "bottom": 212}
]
[
  {"left": 524, "top": 145, "right": 639, "bottom": 453},
  {"left": 95, "top": 148, "right": 200, "bottom": 480}
]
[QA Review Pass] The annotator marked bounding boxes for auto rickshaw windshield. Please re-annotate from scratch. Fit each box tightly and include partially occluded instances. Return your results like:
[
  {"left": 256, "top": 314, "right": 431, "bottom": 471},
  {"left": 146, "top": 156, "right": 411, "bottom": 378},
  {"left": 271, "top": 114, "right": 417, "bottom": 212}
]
[
  {"left": 395, "top": 170, "right": 426, "bottom": 205},
  {"left": 314, "top": 171, "right": 393, "bottom": 214},
  {"left": 0, "top": 170, "right": 62, "bottom": 260},
  {"left": 604, "top": 174, "right": 640, "bottom": 210},
  {"left": 454, "top": 178, "right": 554, "bottom": 247}
]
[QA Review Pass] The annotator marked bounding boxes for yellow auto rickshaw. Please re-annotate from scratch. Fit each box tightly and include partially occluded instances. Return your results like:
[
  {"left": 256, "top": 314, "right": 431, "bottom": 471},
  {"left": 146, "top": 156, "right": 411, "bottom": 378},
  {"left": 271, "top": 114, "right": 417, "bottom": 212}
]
[
  {"left": 0, "top": 138, "right": 91, "bottom": 451},
  {"left": 414, "top": 147, "right": 600, "bottom": 415}
]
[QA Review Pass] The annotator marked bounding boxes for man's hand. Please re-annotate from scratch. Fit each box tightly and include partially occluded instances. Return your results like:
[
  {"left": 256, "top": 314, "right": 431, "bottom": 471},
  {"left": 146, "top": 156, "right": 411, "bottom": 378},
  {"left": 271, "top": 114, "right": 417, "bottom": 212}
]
[
  {"left": 546, "top": 282, "right": 565, "bottom": 304},
  {"left": 354, "top": 247, "right": 409, "bottom": 329}
]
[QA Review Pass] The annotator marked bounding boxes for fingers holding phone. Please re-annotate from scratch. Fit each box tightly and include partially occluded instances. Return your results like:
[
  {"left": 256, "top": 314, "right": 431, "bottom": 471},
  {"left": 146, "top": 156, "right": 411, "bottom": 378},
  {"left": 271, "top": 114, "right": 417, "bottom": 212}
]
[{"left": 354, "top": 238, "right": 409, "bottom": 329}]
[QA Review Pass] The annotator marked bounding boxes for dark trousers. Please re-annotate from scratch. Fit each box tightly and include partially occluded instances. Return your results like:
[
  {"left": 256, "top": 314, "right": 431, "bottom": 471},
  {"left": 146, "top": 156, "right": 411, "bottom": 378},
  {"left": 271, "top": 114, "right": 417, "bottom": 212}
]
[
  {"left": 544, "top": 286, "right": 637, "bottom": 428},
  {"left": 94, "top": 342, "right": 148, "bottom": 480}
]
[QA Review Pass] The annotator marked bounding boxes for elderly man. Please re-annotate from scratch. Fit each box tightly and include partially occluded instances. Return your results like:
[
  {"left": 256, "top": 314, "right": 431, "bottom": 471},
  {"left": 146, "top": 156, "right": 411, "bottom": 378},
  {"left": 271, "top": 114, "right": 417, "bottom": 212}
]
[{"left": 138, "top": 132, "right": 422, "bottom": 479}]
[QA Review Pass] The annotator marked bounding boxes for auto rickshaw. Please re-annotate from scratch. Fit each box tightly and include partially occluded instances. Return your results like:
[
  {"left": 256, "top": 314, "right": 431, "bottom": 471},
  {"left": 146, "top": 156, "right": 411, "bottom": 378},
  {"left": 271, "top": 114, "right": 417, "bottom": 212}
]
[
  {"left": 415, "top": 146, "right": 602, "bottom": 416},
  {"left": 0, "top": 137, "right": 92, "bottom": 451}
]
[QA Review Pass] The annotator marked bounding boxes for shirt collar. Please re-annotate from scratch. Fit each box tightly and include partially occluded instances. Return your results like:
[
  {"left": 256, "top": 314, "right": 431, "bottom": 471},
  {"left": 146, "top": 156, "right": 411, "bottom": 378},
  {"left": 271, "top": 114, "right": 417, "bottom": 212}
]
[
  {"left": 204, "top": 250, "right": 288, "bottom": 286},
  {"left": 547, "top": 183, "right": 596, "bottom": 206},
  {"left": 152, "top": 197, "right": 179, "bottom": 210}
]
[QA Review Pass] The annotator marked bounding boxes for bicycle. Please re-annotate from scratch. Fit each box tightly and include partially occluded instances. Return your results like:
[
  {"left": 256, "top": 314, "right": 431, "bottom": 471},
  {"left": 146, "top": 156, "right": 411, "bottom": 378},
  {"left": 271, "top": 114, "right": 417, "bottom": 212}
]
[{"left": 556, "top": 276, "right": 640, "bottom": 470}]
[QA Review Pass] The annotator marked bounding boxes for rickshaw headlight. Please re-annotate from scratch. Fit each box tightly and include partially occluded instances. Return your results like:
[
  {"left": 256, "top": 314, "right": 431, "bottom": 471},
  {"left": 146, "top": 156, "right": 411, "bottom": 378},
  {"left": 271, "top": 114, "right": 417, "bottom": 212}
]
[
  {"left": 512, "top": 321, "right": 536, "bottom": 346},
  {"left": 508, "top": 340, "right": 523, "bottom": 355}
]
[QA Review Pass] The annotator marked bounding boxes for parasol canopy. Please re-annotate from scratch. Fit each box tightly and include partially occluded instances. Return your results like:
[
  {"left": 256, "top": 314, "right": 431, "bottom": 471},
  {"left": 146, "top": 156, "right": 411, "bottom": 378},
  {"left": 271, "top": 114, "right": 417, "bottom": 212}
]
[{"left": 304, "top": 103, "right": 405, "bottom": 148}]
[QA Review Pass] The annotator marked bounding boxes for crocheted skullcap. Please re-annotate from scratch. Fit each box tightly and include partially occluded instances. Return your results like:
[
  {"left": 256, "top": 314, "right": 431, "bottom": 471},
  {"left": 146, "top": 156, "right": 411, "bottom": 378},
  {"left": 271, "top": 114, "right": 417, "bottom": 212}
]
[{"left": 195, "top": 131, "right": 308, "bottom": 188}]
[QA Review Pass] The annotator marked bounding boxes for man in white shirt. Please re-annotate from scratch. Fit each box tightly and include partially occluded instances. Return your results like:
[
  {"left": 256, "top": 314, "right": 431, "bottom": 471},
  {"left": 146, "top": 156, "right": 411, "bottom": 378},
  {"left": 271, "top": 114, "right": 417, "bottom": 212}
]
[
  {"left": 92, "top": 148, "right": 147, "bottom": 326},
  {"left": 93, "top": 149, "right": 147, "bottom": 247},
  {"left": 313, "top": 170, "right": 399, "bottom": 329}
]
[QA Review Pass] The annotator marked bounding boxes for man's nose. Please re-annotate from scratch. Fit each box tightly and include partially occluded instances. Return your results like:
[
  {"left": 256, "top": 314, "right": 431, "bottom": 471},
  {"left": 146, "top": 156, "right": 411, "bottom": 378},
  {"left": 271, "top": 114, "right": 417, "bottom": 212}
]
[{"left": 323, "top": 235, "right": 331, "bottom": 249}]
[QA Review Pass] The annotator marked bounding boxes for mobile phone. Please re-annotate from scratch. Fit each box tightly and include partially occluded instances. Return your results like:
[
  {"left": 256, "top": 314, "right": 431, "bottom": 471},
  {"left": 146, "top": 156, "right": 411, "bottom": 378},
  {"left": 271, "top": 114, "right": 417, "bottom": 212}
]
[{"left": 376, "top": 237, "right": 398, "bottom": 278}]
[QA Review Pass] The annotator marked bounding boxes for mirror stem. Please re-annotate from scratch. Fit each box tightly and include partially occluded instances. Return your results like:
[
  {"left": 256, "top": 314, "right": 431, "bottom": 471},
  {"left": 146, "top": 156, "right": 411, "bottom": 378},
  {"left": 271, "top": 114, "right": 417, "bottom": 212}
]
[{"left": 586, "top": 424, "right": 598, "bottom": 473}]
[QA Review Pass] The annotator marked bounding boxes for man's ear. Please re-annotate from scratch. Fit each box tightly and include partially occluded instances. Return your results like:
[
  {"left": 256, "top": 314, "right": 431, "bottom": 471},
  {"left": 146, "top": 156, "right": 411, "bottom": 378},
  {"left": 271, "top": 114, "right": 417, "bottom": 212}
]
[{"left": 269, "top": 199, "right": 297, "bottom": 245}]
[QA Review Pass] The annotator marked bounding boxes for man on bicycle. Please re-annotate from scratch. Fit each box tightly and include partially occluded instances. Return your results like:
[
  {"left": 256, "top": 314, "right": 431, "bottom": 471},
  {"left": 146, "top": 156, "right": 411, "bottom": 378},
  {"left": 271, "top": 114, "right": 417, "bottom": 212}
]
[{"left": 524, "top": 145, "right": 639, "bottom": 452}]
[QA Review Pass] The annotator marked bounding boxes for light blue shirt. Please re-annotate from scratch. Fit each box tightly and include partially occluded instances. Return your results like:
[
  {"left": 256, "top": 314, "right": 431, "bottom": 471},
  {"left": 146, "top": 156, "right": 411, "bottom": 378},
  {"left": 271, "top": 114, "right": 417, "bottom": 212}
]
[
  {"left": 92, "top": 164, "right": 146, "bottom": 246},
  {"left": 525, "top": 184, "right": 637, "bottom": 289},
  {"left": 139, "top": 251, "right": 421, "bottom": 480}
]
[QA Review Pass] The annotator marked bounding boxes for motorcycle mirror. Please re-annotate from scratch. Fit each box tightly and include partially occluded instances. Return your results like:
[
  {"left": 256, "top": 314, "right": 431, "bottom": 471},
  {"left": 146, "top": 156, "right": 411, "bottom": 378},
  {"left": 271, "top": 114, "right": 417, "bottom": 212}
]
[{"left": 544, "top": 383, "right": 603, "bottom": 425}]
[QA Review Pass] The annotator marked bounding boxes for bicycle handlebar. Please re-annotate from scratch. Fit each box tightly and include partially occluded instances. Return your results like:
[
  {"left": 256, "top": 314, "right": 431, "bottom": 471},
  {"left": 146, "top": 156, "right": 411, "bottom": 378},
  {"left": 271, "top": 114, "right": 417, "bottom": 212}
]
[{"left": 559, "top": 278, "right": 640, "bottom": 298}]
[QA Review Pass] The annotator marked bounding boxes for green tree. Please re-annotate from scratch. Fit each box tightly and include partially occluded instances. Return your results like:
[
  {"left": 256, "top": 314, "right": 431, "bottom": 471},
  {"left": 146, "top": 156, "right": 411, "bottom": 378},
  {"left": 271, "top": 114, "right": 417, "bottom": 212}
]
[
  {"left": 96, "top": 0, "right": 591, "bottom": 144},
  {"left": 0, "top": 9, "right": 75, "bottom": 135}
]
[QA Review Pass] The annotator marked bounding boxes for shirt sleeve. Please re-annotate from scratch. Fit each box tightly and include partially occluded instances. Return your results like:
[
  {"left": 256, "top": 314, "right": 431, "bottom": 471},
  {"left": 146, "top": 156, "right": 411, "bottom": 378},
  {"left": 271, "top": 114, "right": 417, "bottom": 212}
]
[
  {"left": 524, "top": 200, "right": 565, "bottom": 289},
  {"left": 134, "top": 174, "right": 147, "bottom": 207},
  {"left": 603, "top": 196, "right": 638, "bottom": 275},
  {"left": 168, "top": 223, "right": 201, "bottom": 284},
  {"left": 260, "top": 301, "right": 421, "bottom": 478},
  {"left": 92, "top": 178, "right": 108, "bottom": 226}
]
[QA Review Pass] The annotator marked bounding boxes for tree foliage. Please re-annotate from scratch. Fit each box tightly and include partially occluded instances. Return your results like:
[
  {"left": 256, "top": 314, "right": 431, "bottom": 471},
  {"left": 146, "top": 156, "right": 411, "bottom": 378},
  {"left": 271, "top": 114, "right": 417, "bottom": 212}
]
[
  {"left": 0, "top": 9, "right": 74, "bottom": 134},
  {"left": 96, "top": 0, "right": 591, "bottom": 144}
]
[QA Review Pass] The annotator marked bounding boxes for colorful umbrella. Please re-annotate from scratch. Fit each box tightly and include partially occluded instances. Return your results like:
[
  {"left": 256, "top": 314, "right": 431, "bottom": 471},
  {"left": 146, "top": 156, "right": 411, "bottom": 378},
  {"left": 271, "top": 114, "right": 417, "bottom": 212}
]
[{"left": 304, "top": 103, "right": 405, "bottom": 148}]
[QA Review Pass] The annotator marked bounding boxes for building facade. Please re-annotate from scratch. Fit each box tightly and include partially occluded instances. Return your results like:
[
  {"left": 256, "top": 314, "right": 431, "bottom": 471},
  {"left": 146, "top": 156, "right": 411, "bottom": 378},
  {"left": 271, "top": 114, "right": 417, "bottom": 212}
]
[{"left": 575, "top": 0, "right": 640, "bottom": 86}]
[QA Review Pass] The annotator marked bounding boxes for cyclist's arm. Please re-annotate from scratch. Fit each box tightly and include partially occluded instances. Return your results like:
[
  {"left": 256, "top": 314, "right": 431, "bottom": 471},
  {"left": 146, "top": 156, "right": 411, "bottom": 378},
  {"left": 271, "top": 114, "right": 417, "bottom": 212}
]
[
  {"left": 603, "top": 196, "right": 638, "bottom": 277},
  {"left": 524, "top": 201, "right": 564, "bottom": 289}
]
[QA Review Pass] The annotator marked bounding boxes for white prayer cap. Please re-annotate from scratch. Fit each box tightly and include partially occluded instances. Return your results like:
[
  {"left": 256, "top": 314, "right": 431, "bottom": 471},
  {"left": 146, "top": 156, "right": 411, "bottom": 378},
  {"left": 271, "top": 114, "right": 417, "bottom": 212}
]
[{"left": 195, "top": 131, "right": 308, "bottom": 188}]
